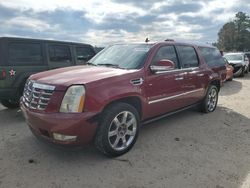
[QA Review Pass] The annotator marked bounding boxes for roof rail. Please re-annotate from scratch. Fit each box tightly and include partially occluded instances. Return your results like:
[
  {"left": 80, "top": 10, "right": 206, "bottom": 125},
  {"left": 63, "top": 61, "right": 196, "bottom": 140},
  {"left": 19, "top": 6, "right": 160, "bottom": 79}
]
[{"left": 165, "top": 39, "right": 175, "bottom": 42}]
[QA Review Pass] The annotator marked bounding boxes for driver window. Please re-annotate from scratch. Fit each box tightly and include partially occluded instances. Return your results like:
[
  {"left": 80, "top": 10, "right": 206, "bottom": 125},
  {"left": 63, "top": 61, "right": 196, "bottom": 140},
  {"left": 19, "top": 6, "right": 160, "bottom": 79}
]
[{"left": 152, "top": 45, "right": 178, "bottom": 68}]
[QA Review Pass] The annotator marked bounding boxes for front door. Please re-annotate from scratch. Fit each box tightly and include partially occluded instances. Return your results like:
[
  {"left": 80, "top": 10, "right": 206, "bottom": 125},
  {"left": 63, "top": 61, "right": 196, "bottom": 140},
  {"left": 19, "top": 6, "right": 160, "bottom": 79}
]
[{"left": 144, "top": 45, "right": 188, "bottom": 118}]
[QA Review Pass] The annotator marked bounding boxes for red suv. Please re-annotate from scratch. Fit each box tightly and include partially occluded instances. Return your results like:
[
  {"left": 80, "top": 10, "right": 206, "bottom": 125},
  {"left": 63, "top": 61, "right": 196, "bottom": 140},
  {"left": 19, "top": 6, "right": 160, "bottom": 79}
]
[{"left": 21, "top": 41, "right": 226, "bottom": 156}]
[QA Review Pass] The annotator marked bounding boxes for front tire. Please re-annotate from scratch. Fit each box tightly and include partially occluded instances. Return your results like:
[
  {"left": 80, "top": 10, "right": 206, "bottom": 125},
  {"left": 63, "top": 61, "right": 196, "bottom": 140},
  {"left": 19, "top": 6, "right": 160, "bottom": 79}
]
[
  {"left": 95, "top": 102, "right": 139, "bottom": 157},
  {"left": 201, "top": 85, "right": 218, "bottom": 113},
  {"left": 1, "top": 99, "right": 19, "bottom": 109}
]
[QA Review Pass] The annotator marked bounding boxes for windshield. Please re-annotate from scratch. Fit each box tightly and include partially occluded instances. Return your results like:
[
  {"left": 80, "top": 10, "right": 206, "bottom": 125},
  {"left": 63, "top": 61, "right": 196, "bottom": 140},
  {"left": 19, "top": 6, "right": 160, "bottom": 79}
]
[
  {"left": 89, "top": 44, "right": 152, "bottom": 69},
  {"left": 224, "top": 54, "right": 243, "bottom": 61}
]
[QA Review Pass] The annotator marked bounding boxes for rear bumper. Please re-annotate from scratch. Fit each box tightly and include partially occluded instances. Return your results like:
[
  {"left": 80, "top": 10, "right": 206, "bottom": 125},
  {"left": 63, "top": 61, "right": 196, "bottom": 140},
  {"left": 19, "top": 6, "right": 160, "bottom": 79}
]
[{"left": 20, "top": 103, "right": 98, "bottom": 146}]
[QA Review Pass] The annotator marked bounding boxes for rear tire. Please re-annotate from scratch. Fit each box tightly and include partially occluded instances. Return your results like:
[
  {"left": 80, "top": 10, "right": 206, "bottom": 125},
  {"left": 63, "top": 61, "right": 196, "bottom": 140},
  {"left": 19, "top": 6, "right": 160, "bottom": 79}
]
[
  {"left": 200, "top": 85, "right": 218, "bottom": 113},
  {"left": 240, "top": 67, "right": 245, "bottom": 77},
  {"left": 245, "top": 66, "right": 249, "bottom": 74},
  {"left": 1, "top": 99, "right": 19, "bottom": 109},
  {"left": 95, "top": 102, "right": 139, "bottom": 157}
]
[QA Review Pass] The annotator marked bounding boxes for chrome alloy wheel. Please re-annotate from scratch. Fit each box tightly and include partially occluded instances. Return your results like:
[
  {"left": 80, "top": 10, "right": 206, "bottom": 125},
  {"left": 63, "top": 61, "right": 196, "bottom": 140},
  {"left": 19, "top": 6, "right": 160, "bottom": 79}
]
[
  {"left": 108, "top": 111, "right": 137, "bottom": 151},
  {"left": 207, "top": 88, "right": 218, "bottom": 112}
]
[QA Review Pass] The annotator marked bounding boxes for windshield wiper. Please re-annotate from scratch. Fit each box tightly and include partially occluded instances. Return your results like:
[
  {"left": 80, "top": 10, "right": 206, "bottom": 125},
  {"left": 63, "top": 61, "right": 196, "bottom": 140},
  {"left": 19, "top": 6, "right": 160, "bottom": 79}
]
[
  {"left": 97, "top": 63, "right": 121, "bottom": 68},
  {"left": 86, "top": 62, "right": 97, "bottom": 66}
]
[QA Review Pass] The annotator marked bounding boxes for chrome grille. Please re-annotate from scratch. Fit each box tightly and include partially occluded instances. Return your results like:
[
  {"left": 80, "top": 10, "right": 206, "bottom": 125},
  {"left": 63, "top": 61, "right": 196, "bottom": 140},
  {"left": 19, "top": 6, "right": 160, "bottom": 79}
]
[{"left": 22, "top": 80, "right": 55, "bottom": 111}]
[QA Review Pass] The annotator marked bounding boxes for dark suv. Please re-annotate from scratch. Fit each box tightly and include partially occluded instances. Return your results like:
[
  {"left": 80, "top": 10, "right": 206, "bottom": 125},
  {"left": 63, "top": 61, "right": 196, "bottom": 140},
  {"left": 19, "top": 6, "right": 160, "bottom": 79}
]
[
  {"left": 21, "top": 41, "right": 226, "bottom": 156},
  {"left": 0, "top": 37, "right": 96, "bottom": 108}
]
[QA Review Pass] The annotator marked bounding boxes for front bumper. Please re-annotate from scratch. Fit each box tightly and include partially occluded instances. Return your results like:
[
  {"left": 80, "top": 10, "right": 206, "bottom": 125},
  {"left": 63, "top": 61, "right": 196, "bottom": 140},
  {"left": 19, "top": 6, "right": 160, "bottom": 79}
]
[
  {"left": 230, "top": 64, "right": 243, "bottom": 76},
  {"left": 21, "top": 103, "right": 98, "bottom": 146}
]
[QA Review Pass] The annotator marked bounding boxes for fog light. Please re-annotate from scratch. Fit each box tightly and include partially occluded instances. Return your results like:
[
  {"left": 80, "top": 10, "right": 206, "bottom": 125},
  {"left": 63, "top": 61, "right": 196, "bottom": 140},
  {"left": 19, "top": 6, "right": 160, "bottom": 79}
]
[{"left": 53, "top": 133, "right": 77, "bottom": 142}]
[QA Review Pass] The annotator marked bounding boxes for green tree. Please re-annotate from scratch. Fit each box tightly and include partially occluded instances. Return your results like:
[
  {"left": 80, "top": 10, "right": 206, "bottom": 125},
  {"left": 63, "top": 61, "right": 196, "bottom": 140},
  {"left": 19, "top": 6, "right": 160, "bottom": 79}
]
[
  {"left": 217, "top": 22, "right": 236, "bottom": 51},
  {"left": 234, "top": 12, "right": 250, "bottom": 51},
  {"left": 217, "top": 12, "right": 250, "bottom": 52}
]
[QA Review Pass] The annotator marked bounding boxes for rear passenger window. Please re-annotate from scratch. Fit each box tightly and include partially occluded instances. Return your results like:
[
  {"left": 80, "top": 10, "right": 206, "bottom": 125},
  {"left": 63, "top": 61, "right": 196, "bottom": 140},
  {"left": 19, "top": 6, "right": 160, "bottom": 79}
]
[
  {"left": 199, "top": 47, "right": 224, "bottom": 67},
  {"left": 176, "top": 46, "right": 199, "bottom": 68},
  {"left": 8, "top": 43, "right": 43, "bottom": 65},
  {"left": 76, "top": 47, "right": 95, "bottom": 62},
  {"left": 152, "top": 45, "right": 178, "bottom": 68},
  {"left": 49, "top": 45, "right": 71, "bottom": 62}
]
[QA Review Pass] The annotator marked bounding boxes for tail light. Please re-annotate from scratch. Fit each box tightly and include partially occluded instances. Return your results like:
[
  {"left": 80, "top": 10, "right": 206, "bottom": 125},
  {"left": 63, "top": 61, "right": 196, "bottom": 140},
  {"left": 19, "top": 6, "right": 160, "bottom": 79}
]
[{"left": 0, "top": 69, "right": 6, "bottom": 80}]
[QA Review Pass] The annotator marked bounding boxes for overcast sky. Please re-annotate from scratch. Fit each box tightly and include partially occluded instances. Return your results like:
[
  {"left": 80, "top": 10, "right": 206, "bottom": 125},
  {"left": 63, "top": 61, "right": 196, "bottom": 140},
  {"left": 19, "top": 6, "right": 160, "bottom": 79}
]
[{"left": 0, "top": 0, "right": 249, "bottom": 46}]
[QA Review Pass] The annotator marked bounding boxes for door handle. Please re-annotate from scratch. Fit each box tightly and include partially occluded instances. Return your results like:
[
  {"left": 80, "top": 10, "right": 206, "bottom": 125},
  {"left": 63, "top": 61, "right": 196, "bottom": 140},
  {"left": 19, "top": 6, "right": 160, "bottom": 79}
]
[
  {"left": 175, "top": 77, "right": 184, "bottom": 80},
  {"left": 197, "top": 73, "right": 204, "bottom": 77}
]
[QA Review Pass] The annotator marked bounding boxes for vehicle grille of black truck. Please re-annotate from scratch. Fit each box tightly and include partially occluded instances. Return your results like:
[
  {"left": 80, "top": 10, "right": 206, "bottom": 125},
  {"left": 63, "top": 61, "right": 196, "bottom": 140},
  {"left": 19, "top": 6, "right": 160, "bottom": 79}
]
[{"left": 22, "top": 80, "right": 55, "bottom": 110}]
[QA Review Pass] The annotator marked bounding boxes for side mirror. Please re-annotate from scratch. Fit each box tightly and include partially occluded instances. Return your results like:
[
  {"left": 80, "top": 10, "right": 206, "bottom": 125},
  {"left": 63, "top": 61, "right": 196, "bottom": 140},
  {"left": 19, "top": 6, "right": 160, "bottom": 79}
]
[{"left": 150, "top": 59, "right": 175, "bottom": 73}]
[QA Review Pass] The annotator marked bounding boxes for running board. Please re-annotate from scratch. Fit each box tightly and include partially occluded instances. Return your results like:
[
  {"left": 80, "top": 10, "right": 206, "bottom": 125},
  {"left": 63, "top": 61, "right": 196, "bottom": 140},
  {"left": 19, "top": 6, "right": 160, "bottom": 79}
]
[{"left": 141, "top": 103, "right": 199, "bottom": 126}]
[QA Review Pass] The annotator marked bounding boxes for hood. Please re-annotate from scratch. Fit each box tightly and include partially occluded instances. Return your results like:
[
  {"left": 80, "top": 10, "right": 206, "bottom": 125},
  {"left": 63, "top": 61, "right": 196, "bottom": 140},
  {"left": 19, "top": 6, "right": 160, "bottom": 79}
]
[
  {"left": 30, "top": 65, "right": 138, "bottom": 87},
  {"left": 227, "top": 60, "right": 243, "bottom": 65}
]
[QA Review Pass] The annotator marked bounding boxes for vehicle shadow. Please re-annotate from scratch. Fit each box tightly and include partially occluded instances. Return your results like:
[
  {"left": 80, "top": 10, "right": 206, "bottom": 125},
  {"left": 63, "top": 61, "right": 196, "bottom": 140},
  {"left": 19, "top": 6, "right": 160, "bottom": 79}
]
[
  {"left": 239, "top": 74, "right": 250, "bottom": 81},
  {"left": 2, "top": 105, "right": 250, "bottom": 187},
  {"left": 0, "top": 107, "right": 24, "bottom": 125},
  {"left": 220, "top": 79, "right": 242, "bottom": 96}
]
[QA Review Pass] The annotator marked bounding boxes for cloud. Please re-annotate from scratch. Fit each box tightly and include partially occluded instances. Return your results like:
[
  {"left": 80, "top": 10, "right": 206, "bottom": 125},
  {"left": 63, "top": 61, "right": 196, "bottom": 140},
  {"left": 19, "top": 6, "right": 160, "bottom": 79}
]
[
  {"left": 93, "top": 13, "right": 141, "bottom": 33},
  {"left": 0, "top": 0, "right": 249, "bottom": 46},
  {"left": 111, "top": 0, "right": 160, "bottom": 9},
  {"left": 157, "top": 2, "right": 203, "bottom": 14},
  {"left": 0, "top": 4, "right": 17, "bottom": 19}
]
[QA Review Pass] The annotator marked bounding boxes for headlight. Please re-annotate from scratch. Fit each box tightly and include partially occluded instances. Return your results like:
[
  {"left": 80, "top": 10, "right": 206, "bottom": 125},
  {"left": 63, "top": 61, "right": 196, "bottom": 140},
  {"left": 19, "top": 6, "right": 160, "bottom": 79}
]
[{"left": 60, "top": 85, "right": 85, "bottom": 113}]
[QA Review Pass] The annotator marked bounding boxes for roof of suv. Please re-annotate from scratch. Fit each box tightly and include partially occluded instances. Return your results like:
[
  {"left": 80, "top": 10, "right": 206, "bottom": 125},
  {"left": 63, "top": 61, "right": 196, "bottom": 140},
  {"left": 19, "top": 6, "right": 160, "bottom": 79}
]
[
  {"left": 119, "top": 41, "right": 215, "bottom": 49},
  {"left": 0, "top": 37, "right": 92, "bottom": 47}
]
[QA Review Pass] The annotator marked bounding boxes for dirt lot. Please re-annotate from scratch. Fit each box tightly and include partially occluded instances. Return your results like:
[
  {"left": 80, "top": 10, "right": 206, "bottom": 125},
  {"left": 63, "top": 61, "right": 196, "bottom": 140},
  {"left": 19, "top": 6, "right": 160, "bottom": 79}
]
[{"left": 1, "top": 76, "right": 250, "bottom": 188}]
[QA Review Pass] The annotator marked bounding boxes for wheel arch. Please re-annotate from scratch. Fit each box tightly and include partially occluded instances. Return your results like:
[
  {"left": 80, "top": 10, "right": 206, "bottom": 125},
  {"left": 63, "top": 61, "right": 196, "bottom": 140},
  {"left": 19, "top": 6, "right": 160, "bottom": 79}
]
[
  {"left": 209, "top": 79, "right": 221, "bottom": 92},
  {"left": 103, "top": 96, "right": 143, "bottom": 120},
  {"left": 89, "top": 96, "right": 143, "bottom": 124}
]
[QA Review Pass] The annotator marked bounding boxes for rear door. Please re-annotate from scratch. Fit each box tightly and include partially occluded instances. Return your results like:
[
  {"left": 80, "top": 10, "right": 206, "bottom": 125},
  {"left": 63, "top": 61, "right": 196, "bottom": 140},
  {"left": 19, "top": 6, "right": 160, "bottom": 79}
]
[
  {"left": 0, "top": 39, "right": 47, "bottom": 99},
  {"left": 175, "top": 45, "right": 205, "bottom": 106},
  {"left": 6, "top": 40, "right": 46, "bottom": 87},
  {"left": 47, "top": 44, "right": 73, "bottom": 69}
]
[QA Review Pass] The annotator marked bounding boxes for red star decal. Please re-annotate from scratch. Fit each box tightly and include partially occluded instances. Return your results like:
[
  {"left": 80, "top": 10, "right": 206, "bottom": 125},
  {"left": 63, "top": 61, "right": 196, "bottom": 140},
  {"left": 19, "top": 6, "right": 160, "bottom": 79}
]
[{"left": 9, "top": 69, "right": 16, "bottom": 76}]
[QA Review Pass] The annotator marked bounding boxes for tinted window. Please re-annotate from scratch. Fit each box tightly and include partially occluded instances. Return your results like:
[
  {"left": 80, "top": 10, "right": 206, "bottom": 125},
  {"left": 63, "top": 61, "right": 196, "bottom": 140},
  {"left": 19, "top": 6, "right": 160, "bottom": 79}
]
[
  {"left": 199, "top": 47, "right": 225, "bottom": 67},
  {"left": 176, "top": 46, "right": 199, "bottom": 68},
  {"left": 49, "top": 45, "right": 71, "bottom": 62},
  {"left": 8, "top": 43, "right": 43, "bottom": 65},
  {"left": 76, "top": 47, "right": 95, "bottom": 62},
  {"left": 152, "top": 45, "right": 178, "bottom": 67}
]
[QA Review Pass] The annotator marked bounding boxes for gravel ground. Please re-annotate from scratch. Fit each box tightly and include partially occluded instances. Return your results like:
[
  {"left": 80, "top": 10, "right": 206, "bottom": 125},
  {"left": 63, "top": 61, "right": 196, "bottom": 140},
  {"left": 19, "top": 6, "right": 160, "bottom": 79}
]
[{"left": 1, "top": 76, "right": 250, "bottom": 188}]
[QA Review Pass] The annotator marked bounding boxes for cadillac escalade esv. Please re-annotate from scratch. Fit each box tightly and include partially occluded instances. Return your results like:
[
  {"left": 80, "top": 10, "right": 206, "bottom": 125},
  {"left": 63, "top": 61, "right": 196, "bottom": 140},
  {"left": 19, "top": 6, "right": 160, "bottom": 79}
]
[{"left": 21, "top": 41, "right": 226, "bottom": 156}]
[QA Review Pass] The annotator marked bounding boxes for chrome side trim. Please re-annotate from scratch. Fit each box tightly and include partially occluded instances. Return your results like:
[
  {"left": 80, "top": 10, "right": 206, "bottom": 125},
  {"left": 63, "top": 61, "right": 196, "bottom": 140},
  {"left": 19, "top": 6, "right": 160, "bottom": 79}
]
[
  {"left": 148, "top": 88, "right": 204, "bottom": 104},
  {"left": 154, "top": 67, "right": 199, "bottom": 74}
]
